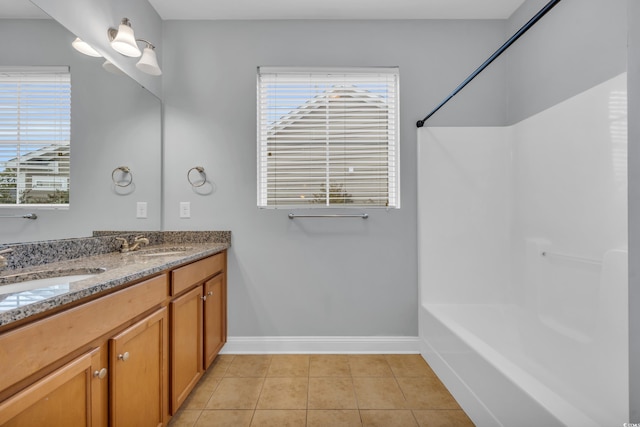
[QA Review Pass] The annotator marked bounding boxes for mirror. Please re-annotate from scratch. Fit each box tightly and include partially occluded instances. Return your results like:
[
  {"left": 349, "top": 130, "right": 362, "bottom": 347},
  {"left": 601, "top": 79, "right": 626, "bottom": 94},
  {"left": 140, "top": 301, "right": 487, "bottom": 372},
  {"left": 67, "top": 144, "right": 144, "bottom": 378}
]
[{"left": 0, "top": 3, "right": 162, "bottom": 244}]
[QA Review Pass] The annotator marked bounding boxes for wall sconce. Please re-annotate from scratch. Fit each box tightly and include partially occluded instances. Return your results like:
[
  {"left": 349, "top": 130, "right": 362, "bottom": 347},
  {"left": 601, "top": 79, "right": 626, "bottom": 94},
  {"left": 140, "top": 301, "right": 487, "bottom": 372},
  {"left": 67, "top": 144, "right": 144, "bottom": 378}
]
[
  {"left": 108, "top": 18, "right": 141, "bottom": 57},
  {"left": 107, "top": 18, "right": 162, "bottom": 76},
  {"left": 71, "top": 37, "right": 102, "bottom": 57},
  {"left": 102, "top": 60, "right": 126, "bottom": 75},
  {"left": 135, "top": 41, "right": 162, "bottom": 76}
]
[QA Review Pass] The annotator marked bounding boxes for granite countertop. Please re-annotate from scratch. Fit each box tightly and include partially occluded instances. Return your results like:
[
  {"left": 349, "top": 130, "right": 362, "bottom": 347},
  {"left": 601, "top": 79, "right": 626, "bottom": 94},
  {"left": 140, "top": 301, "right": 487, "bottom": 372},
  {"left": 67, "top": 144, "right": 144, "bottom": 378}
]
[{"left": 0, "top": 242, "right": 229, "bottom": 328}]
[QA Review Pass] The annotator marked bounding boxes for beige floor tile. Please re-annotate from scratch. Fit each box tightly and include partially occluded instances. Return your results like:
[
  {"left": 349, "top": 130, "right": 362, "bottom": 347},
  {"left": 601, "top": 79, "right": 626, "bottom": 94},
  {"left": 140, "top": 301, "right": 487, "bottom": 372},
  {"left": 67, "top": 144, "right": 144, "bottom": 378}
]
[
  {"left": 176, "top": 355, "right": 475, "bottom": 427},
  {"left": 352, "top": 377, "right": 408, "bottom": 409},
  {"left": 267, "top": 355, "right": 310, "bottom": 377},
  {"left": 194, "top": 410, "right": 253, "bottom": 427},
  {"left": 360, "top": 409, "right": 418, "bottom": 427},
  {"left": 225, "top": 355, "right": 272, "bottom": 377},
  {"left": 348, "top": 355, "right": 394, "bottom": 377},
  {"left": 206, "top": 377, "right": 265, "bottom": 409},
  {"left": 250, "top": 410, "right": 306, "bottom": 427},
  {"left": 384, "top": 355, "right": 436, "bottom": 378},
  {"left": 168, "top": 409, "right": 202, "bottom": 427},
  {"left": 183, "top": 377, "right": 221, "bottom": 409},
  {"left": 256, "top": 377, "right": 308, "bottom": 409},
  {"left": 412, "top": 410, "right": 475, "bottom": 427},
  {"left": 309, "top": 355, "right": 351, "bottom": 377},
  {"left": 308, "top": 377, "right": 358, "bottom": 409},
  {"left": 206, "top": 355, "right": 235, "bottom": 378},
  {"left": 396, "top": 377, "right": 461, "bottom": 410},
  {"left": 307, "top": 410, "right": 362, "bottom": 427}
]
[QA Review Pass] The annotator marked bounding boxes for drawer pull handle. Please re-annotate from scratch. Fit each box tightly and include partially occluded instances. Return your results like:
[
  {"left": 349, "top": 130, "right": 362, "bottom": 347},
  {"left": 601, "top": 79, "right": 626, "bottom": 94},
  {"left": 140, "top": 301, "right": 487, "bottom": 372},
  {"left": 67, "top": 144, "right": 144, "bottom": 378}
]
[
  {"left": 93, "top": 368, "right": 107, "bottom": 379},
  {"left": 118, "top": 352, "right": 130, "bottom": 361}
]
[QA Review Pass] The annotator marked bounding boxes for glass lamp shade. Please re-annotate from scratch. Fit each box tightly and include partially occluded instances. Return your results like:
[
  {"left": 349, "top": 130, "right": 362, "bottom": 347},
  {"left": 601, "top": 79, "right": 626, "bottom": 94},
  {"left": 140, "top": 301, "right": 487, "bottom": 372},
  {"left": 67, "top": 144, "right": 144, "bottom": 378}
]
[
  {"left": 72, "top": 37, "right": 102, "bottom": 57},
  {"left": 110, "top": 22, "right": 141, "bottom": 57},
  {"left": 102, "top": 60, "right": 125, "bottom": 75},
  {"left": 136, "top": 46, "right": 162, "bottom": 76}
]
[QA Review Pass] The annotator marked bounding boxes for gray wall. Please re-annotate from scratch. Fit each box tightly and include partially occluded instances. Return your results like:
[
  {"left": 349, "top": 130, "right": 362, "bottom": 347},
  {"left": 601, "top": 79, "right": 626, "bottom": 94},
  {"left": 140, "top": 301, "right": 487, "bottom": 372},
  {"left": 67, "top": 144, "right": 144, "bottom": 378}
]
[
  {"left": 0, "top": 19, "right": 162, "bottom": 244},
  {"left": 628, "top": 0, "right": 639, "bottom": 420},
  {"left": 505, "top": 0, "right": 627, "bottom": 123},
  {"left": 161, "top": 19, "right": 507, "bottom": 337}
]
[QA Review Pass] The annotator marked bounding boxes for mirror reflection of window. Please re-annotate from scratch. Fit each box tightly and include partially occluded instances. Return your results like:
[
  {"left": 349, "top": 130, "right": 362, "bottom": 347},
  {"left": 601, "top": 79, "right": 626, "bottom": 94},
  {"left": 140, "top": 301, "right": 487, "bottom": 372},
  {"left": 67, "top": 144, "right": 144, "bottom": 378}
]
[{"left": 0, "top": 66, "right": 70, "bottom": 206}]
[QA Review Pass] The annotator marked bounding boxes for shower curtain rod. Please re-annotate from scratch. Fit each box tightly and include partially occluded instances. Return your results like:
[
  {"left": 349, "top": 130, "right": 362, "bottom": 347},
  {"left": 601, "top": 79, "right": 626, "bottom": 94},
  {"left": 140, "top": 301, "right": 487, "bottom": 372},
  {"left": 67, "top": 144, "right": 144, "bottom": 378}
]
[{"left": 416, "top": 0, "right": 562, "bottom": 128}]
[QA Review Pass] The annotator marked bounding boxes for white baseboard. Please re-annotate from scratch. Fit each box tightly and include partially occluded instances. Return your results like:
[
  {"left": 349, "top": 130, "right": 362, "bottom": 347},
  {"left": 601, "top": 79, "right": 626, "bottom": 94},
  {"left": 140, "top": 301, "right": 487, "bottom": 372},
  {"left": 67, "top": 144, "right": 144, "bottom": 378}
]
[{"left": 219, "top": 336, "right": 420, "bottom": 354}]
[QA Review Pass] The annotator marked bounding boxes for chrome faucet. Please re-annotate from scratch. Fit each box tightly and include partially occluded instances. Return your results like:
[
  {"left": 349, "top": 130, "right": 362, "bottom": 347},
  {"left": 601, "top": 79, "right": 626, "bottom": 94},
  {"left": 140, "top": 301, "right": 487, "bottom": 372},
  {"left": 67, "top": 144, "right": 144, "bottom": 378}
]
[
  {"left": 116, "top": 235, "right": 149, "bottom": 253},
  {"left": 0, "top": 247, "right": 13, "bottom": 269}
]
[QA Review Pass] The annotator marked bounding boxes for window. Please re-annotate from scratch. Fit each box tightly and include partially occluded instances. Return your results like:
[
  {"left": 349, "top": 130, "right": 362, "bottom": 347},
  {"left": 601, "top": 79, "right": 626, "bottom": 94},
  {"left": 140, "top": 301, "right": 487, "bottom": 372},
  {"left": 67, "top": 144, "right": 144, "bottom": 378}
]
[
  {"left": 0, "top": 66, "right": 71, "bottom": 206},
  {"left": 257, "top": 67, "right": 399, "bottom": 208}
]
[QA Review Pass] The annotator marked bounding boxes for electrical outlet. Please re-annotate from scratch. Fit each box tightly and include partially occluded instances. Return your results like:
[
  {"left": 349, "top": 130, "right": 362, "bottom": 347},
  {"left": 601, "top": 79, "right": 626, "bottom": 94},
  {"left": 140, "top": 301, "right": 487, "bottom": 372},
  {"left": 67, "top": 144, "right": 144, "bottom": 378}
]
[
  {"left": 136, "top": 202, "right": 147, "bottom": 218},
  {"left": 180, "top": 202, "right": 191, "bottom": 218}
]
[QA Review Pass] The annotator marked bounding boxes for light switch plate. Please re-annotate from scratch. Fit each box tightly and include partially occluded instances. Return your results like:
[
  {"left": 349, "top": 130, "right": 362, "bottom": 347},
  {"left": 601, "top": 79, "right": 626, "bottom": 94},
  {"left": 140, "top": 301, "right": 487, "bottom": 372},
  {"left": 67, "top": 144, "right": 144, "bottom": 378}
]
[
  {"left": 180, "top": 202, "right": 191, "bottom": 218},
  {"left": 136, "top": 202, "right": 148, "bottom": 218}
]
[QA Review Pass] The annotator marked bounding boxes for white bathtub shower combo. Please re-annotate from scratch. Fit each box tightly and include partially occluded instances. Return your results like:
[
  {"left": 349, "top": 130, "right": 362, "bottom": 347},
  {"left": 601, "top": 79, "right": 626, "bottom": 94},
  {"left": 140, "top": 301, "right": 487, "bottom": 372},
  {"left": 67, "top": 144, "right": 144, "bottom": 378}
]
[{"left": 418, "top": 73, "right": 628, "bottom": 426}]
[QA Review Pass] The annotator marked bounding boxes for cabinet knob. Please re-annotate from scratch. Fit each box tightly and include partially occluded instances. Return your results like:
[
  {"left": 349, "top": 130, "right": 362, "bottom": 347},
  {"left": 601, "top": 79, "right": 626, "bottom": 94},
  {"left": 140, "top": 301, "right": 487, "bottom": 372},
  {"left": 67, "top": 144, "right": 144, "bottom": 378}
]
[
  {"left": 93, "top": 368, "right": 107, "bottom": 379},
  {"left": 118, "top": 352, "right": 130, "bottom": 361},
  {"left": 201, "top": 296, "right": 207, "bottom": 301},
  {"left": 207, "top": 291, "right": 213, "bottom": 296}
]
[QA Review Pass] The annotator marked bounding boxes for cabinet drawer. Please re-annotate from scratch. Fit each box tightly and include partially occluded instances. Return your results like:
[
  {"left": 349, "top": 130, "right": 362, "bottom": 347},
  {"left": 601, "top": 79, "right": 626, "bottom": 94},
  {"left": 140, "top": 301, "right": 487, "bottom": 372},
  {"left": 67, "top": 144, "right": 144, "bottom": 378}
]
[
  {"left": 0, "top": 274, "right": 168, "bottom": 393},
  {"left": 171, "top": 253, "right": 224, "bottom": 296}
]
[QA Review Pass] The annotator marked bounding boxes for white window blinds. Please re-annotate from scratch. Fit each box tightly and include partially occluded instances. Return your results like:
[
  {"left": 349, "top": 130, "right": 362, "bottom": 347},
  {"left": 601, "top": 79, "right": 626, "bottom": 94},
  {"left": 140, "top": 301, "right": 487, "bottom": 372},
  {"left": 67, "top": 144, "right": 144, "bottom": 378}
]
[
  {"left": 0, "top": 67, "right": 70, "bottom": 206},
  {"left": 257, "top": 67, "right": 400, "bottom": 208}
]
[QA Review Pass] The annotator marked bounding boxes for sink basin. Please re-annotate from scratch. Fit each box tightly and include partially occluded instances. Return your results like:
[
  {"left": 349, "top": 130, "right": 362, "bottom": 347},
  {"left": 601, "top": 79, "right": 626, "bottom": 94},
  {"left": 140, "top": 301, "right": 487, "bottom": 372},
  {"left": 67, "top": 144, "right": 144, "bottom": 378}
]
[
  {"left": 132, "top": 247, "right": 191, "bottom": 257},
  {"left": 0, "top": 268, "right": 106, "bottom": 295}
]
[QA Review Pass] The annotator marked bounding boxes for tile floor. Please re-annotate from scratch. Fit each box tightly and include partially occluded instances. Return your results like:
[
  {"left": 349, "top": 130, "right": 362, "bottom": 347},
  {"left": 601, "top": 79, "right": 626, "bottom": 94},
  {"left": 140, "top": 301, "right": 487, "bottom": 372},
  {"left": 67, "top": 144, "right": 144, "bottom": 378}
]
[{"left": 168, "top": 354, "right": 475, "bottom": 427}]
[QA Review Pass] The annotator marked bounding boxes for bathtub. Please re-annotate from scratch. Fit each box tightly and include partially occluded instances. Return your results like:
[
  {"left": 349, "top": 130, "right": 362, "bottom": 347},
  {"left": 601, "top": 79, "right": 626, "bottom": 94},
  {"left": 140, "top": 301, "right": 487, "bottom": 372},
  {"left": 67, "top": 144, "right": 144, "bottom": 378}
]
[
  {"left": 419, "top": 271, "right": 628, "bottom": 427},
  {"left": 417, "top": 75, "right": 628, "bottom": 426}
]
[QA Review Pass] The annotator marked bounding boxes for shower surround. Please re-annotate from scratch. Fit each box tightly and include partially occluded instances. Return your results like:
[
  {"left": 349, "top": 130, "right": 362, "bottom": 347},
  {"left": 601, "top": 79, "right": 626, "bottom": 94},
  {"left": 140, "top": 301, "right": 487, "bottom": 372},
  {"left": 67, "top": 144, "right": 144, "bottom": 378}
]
[{"left": 418, "top": 73, "right": 628, "bottom": 426}]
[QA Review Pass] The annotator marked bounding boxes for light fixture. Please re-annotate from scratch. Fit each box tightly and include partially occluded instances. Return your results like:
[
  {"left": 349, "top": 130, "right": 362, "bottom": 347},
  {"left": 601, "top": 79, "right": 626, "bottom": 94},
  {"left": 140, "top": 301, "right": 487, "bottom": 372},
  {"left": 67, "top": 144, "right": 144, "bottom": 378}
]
[
  {"left": 71, "top": 37, "right": 102, "bottom": 57},
  {"left": 135, "top": 41, "right": 162, "bottom": 76},
  {"left": 102, "top": 60, "right": 125, "bottom": 75},
  {"left": 108, "top": 18, "right": 141, "bottom": 57},
  {"left": 106, "top": 18, "right": 162, "bottom": 76}
]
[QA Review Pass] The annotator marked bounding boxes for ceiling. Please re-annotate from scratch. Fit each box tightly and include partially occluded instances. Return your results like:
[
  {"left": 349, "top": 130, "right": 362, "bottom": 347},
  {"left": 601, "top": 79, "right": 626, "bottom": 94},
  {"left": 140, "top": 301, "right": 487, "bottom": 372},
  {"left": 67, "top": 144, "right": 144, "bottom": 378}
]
[
  {"left": 149, "top": 0, "right": 526, "bottom": 20},
  {"left": 4, "top": 0, "right": 527, "bottom": 20}
]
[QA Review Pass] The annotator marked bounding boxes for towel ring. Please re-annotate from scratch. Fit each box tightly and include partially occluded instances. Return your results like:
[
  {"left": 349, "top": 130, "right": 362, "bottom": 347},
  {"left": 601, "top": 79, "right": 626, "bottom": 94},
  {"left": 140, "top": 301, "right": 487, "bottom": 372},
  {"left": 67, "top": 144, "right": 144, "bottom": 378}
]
[
  {"left": 187, "top": 166, "right": 206, "bottom": 187},
  {"left": 112, "top": 166, "right": 133, "bottom": 187}
]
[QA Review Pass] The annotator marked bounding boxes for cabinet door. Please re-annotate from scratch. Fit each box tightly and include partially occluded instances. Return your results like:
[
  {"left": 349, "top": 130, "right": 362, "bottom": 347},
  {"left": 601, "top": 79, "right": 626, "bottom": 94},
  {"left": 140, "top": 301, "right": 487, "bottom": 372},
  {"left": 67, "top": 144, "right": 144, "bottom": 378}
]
[
  {"left": 170, "top": 286, "right": 203, "bottom": 413},
  {"left": 110, "top": 307, "right": 167, "bottom": 427},
  {"left": 203, "top": 273, "right": 227, "bottom": 369},
  {"left": 0, "top": 348, "right": 101, "bottom": 427}
]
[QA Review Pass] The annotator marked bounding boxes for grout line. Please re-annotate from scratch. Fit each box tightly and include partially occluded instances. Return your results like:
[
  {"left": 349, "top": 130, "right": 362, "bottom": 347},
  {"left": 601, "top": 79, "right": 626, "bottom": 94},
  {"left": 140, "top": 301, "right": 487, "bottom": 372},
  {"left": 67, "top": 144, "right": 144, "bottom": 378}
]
[
  {"left": 253, "top": 361, "right": 270, "bottom": 411},
  {"left": 306, "top": 354, "right": 311, "bottom": 425},
  {"left": 348, "top": 355, "right": 361, "bottom": 412},
  {"left": 190, "top": 409, "right": 204, "bottom": 427}
]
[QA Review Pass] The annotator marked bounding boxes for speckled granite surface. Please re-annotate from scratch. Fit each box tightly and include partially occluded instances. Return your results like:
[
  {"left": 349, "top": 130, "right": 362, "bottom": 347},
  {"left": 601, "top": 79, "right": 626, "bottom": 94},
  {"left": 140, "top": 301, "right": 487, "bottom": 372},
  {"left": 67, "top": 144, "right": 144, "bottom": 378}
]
[
  {"left": 1, "top": 231, "right": 231, "bottom": 270},
  {"left": 0, "top": 231, "right": 231, "bottom": 328},
  {"left": 93, "top": 230, "right": 231, "bottom": 245}
]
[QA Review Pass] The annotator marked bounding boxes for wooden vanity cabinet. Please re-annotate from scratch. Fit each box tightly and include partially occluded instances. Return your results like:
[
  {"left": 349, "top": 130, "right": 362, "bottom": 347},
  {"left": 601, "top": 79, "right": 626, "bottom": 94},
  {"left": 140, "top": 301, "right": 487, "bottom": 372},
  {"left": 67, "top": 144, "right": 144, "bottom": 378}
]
[
  {"left": 0, "top": 348, "right": 103, "bottom": 427},
  {"left": 0, "top": 273, "right": 169, "bottom": 427},
  {"left": 203, "top": 273, "right": 226, "bottom": 369},
  {"left": 169, "top": 251, "right": 227, "bottom": 414},
  {"left": 169, "top": 286, "right": 203, "bottom": 411},
  {"left": 110, "top": 307, "right": 168, "bottom": 427},
  {"left": 0, "top": 250, "right": 227, "bottom": 426}
]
